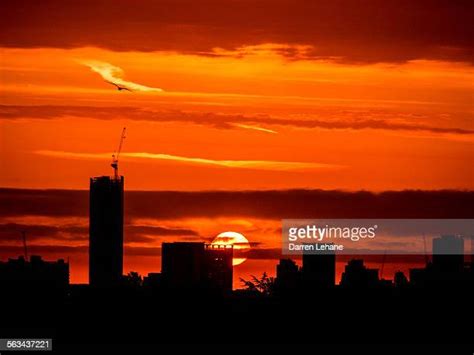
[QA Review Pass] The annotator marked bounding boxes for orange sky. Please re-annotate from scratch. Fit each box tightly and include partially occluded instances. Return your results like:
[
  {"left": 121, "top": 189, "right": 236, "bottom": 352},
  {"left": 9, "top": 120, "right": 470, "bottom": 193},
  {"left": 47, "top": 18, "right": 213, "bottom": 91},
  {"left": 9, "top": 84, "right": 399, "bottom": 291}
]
[
  {"left": 1, "top": 0, "right": 473, "bottom": 286},
  {"left": 1, "top": 47, "right": 473, "bottom": 190}
]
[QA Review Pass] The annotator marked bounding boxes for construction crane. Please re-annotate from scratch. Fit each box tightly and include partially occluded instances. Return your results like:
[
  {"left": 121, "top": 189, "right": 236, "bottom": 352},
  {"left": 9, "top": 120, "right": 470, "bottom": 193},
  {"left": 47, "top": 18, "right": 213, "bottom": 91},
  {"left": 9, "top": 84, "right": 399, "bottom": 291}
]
[
  {"left": 111, "top": 127, "right": 126, "bottom": 180},
  {"left": 380, "top": 250, "right": 387, "bottom": 280},
  {"left": 20, "top": 230, "right": 28, "bottom": 261},
  {"left": 423, "top": 233, "right": 429, "bottom": 264}
]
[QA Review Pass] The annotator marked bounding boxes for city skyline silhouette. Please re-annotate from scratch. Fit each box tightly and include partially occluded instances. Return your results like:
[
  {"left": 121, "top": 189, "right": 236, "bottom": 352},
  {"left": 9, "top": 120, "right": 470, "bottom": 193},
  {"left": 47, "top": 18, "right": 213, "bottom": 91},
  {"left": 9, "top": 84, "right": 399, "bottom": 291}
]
[
  {"left": 1, "top": 0, "right": 473, "bottom": 348},
  {"left": 1, "top": 186, "right": 474, "bottom": 288}
]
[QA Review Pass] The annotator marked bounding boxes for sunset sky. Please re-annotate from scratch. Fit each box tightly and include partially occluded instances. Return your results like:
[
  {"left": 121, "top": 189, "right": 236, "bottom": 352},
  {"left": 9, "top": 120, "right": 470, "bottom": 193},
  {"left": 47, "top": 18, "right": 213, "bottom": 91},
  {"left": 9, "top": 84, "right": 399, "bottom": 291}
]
[{"left": 1, "top": 0, "right": 473, "bottom": 286}]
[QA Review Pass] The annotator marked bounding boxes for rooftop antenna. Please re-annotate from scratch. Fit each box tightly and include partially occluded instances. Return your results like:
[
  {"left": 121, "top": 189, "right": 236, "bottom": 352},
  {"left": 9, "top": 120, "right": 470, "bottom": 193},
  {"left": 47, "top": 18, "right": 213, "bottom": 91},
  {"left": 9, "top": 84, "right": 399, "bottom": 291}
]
[
  {"left": 380, "top": 250, "right": 387, "bottom": 280},
  {"left": 111, "top": 127, "right": 127, "bottom": 180},
  {"left": 423, "top": 233, "right": 429, "bottom": 265},
  {"left": 471, "top": 235, "right": 474, "bottom": 266},
  {"left": 20, "top": 230, "right": 28, "bottom": 261}
]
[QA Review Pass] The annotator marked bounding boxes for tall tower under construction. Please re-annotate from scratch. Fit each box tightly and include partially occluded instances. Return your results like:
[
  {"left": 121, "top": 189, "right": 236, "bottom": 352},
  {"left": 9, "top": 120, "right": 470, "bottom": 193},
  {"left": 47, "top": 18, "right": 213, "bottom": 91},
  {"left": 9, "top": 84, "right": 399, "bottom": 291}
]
[
  {"left": 89, "top": 128, "right": 126, "bottom": 287},
  {"left": 89, "top": 175, "right": 124, "bottom": 287}
]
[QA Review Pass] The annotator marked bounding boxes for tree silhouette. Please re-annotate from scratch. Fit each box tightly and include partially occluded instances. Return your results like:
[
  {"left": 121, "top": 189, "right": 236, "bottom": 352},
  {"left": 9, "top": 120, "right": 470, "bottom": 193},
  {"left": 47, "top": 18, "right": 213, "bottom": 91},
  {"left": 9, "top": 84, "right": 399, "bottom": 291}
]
[
  {"left": 123, "top": 271, "right": 143, "bottom": 287},
  {"left": 240, "top": 272, "right": 275, "bottom": 296}
]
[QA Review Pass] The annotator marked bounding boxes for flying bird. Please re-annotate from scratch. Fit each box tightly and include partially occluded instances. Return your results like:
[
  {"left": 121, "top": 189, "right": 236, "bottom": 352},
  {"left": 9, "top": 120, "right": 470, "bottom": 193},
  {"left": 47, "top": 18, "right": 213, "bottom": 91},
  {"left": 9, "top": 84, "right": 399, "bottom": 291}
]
[
  {"left": 81, "top": 60, "right": 163, "bottom": 92},
  {"left": 106, "top": 80, "right": 132, "bottom": 92}
]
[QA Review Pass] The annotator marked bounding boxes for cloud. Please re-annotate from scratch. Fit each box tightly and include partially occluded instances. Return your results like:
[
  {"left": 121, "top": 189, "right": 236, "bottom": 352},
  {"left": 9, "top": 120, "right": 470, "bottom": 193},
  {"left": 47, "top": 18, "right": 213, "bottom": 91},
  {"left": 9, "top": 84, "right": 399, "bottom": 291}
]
[
  {"left": 1, "top": 188, "right": 473, "bottom": 220},
  {"left": 231, "top": 123, "right": 278, "bottom": 134},
  {"left": 0, "top": 223, "right": 87, "bottom": 242},
  {"left": 125, "top": 225, "right": 199, "bottom": 243},
  {"left": 246, "top": 248, "right": 283, "bottom": 260},
  {"left": 1, "top": 0, "right": 473, "bottom": 64},
  {"left": 1, "top": 188, "right": 473, "bottom": 266},
  {"left": 0, "top": 222, "right": 200, "bottom": 245},
  {"left": 2, "top": 105, "right": 473, "bottom": 137},
  {"left": 80, "top": 60, "right": 163, "bottom": 92},
  {"left": 0, "top": 245, "right": 88, "bottom": 255},
  {"left": 0, "top": 244, "right": 160, "bottom": 257},
  {"left": 126, "top": 225, "right": 198, "bottom": 237},
  {"left": 34, "top": 150, "right": 341, "bottom": 172}
]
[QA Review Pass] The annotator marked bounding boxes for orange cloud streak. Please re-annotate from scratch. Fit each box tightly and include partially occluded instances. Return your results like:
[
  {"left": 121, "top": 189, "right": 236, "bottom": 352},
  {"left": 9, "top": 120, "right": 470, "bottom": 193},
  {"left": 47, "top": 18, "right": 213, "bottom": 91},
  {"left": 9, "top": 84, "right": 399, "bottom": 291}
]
[
  {"left": 34, "top": 150, "right": 341, "bottom": 172},
  {"left": 231, "top": 123, "right": 278, "bottom": 134}
]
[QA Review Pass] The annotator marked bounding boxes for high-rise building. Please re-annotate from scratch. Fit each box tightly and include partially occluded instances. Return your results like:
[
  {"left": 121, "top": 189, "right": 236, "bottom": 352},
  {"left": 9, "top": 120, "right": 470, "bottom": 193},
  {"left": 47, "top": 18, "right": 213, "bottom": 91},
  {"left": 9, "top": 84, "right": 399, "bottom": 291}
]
[
  {"left": 302, "top": 243, "right": 335, "bottom": 288},
  {"left": 0, "top": 255, "right": 69, "bottom": 289},
  {"left": 276, "top": 258, "right": 300, "bottom": 291},
  {"left": 340, "top": 259, "right": 379, "bottom": 288},
  {"left": 432, "top": 235, "right": 464, "bottom": 273},
  {"left": 161, "top": 242, "right": 233, "bottom": 291},
  {"left": 411, "top": 235, "right": 467, "bottom": 286},
  {"left": 205, "top": 244, "right": 233, "bottom": 291},
  {"left": 162, "top": 242, "right": 206, "bottom": 288},
  {"left": 89, "top": 175, "right": 124, "bottom": 287},
  {"left": 394, "top": 271, "right": 408, "bottom": 288}
]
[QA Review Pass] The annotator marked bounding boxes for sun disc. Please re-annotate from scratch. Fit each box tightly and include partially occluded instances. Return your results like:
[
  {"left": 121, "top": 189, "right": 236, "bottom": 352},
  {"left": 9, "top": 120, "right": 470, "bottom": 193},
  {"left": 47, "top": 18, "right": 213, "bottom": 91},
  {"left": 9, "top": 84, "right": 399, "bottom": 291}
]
[{"left": 211, "top": 231, "right": 250, "bottom": 266}]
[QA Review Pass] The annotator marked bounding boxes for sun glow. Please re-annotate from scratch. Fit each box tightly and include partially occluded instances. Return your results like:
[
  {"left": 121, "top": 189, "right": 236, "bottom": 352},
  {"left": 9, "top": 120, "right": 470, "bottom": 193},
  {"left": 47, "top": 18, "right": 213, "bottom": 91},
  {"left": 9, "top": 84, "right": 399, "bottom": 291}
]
[{"left": 211, "top": 231, "right": 251, "bottom": 266}]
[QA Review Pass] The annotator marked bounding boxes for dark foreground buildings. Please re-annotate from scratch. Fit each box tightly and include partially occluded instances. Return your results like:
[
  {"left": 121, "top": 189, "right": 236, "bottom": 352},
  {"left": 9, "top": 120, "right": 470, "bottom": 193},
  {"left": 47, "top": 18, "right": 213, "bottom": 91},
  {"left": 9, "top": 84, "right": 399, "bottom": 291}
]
[
  {"left": 161, "top": 242, "right": 233, "bottom": 292},
  {"left": 302, "top": 243, "right": 336, "bottom": 288},
  {"left": 276, "top": 258, "right": 300, "bottom": 291},
  {"left": 89, "top": 175, "right": 124, "bottom": 287},
  {"left": 432, "top": 235, "right": 464, "bottom": 272},
  {"left": 0, "top": 255, "right": 69, "bottom": 290},
  {"left": 340, "top": 259, "right": 379, "bottom": 288},
  {"left": 410, "top": 235, "right": 472, "bottom": 287}
]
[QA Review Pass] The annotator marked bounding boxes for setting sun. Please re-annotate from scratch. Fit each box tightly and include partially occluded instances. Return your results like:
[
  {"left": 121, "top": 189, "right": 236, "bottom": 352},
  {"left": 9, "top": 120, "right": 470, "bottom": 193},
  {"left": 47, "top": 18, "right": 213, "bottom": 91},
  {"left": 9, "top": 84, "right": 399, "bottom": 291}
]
[{"left": 211, "top": 231, "right": 251, "bottom": 266}]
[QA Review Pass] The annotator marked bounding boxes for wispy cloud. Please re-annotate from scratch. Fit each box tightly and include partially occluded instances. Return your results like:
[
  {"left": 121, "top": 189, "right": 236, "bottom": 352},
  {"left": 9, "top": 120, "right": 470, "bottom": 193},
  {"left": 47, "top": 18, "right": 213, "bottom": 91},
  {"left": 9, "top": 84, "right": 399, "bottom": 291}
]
[
  {"left": 2, "top": 105, "right": 473, "bottom": 140},
  {"left": 231, "top": 123, "right": 278, "bottom": 134},
  {"left": 34, "top": 150, "right": 341, "bottom": 171},
  {"left": 80, "top": 60, "right": 164, "bottom": 92}
]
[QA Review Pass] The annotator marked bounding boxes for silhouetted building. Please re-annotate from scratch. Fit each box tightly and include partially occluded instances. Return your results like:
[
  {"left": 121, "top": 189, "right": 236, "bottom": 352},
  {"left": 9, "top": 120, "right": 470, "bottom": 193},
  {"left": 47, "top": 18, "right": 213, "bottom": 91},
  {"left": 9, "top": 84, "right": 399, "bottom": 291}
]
[
  {"left": 161, "top": 242, "right": 233, "bottom": 291},
  {"left": 205, "top": 244, "right": 233, "bottom": 291},
  {"left": 143, "top": 272, "right": 163, "bottom": 289},
  {"left": 340, "top": 259, "right": 379, "bottom": 288},
  {"left": 410, "top": 235, "right": 469, "bottom": 287},
  {"left": 432, "top": 235, "right": 464, "bottom": 273},
  {"left": 276, "top": 258, "right": 300, "bottom": 291},
  {"left": 302, "top": 243, "right": 335, "bottom": 288},
  {"left": 0, "top": 255, "right": 69, "bottom": 289},
  {"left": 394, "top": 271, "right": 408, "bottom": 288},
  {"left": 409, "top": 267, "right": 428, "bottom": 287},
  {"left": 162, "top": 242, "right": 206, "bottom": 288},
  {"left": 89, "top": 175, "right": 124, "bottom": 287}
]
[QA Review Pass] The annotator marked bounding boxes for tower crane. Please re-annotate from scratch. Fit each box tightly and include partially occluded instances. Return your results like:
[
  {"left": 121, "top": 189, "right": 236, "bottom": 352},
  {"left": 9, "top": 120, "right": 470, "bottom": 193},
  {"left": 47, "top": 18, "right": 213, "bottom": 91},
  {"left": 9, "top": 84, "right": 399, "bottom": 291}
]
[
  {"left": 423, "top": 233, "right": 429, "bottom": 264},
  {"left": 21, "top": 230, "right": 28, "bottom": 261},
  {"left": 380, "top": 250, "right": 386, "bottom": 280},
  {"left": 111, "top": 127, "right": 126, "bottom": 180}
]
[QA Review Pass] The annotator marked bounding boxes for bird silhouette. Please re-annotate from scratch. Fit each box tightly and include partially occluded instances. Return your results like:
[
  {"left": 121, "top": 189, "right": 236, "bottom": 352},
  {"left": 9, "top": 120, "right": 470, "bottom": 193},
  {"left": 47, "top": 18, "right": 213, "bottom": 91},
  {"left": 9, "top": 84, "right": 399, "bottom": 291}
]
[{"left": 105, "top": 81, "right": 132, "bottom": 92}]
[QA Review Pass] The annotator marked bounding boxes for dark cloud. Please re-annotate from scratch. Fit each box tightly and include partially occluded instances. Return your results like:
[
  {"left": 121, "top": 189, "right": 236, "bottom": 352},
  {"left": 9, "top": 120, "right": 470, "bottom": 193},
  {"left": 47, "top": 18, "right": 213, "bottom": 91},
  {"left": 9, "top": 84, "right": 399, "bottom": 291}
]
[
  {"left": 247, "top": 248, "right": 282, "bottom": 260},
  {"left": 0, "top": 223, "right": 88, "bottom": 242},
  {"left": 1, "top": 0, "right": 473, "bottom": 63},
  {"left": 2, "top": 105, "right": 472, "bottom": 136},
  {"left": 125, "top": 225, "right": 199, "bottom": 243},
  {"left": 1, "top": 188, "right": 473, "bottom": 220},
  {"left": 124, "top": 246, "right": 161, "bottom": 256},
  {"left": 0, "top": 244, "right": 160, "bottom": 257},
  {"left": 0, "top": 188, "right": 88, "bottom": 218},
  {"left": 0, "top": 221, "right": 199, "bottom": 245},
  {"left": 126, "top": 225, "right": 198, "bottom": 236},
  {"left": 0, "top": 245, "right": 87, "bottom": 255}
]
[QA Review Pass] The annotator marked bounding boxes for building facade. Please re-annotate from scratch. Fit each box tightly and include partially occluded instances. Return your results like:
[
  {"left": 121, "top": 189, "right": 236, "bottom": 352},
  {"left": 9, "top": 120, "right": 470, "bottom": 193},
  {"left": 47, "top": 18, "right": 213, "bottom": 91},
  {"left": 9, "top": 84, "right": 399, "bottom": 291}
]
[{"left": 89, "top": 175, "right": 124, "bottom": 287}]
